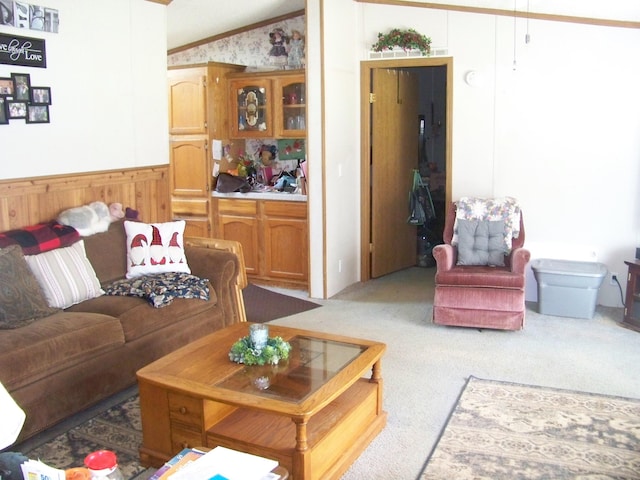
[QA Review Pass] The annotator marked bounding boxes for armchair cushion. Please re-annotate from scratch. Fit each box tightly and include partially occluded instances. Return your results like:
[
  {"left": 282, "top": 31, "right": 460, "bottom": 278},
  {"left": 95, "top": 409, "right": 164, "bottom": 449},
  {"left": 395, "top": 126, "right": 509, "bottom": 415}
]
[{"left": 456, "top": 219, "right": 505, "bottom": 266}]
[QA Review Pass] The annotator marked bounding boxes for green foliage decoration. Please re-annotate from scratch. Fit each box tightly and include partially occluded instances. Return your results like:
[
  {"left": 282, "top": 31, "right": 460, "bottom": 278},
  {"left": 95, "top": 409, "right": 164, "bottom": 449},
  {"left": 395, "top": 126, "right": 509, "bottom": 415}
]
[
  {"left": 371, "top": 28, "right": 432, "bottom": 55},
  {"left": 229, "top": 335, "right": 292, "bottom": 366}
]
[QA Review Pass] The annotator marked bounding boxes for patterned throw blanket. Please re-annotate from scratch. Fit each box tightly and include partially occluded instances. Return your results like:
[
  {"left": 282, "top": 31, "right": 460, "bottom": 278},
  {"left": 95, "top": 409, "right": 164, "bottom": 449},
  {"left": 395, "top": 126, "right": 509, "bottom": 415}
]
[{"left": 452, "top": 197, "right": 521, "bottom": 252}]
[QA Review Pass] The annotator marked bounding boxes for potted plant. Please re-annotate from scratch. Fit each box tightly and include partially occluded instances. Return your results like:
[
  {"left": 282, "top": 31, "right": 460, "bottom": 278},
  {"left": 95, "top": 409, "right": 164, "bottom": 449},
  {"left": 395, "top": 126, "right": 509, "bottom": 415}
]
[{"left": 371, "top": 28, "right": 432, "bottom": 55}]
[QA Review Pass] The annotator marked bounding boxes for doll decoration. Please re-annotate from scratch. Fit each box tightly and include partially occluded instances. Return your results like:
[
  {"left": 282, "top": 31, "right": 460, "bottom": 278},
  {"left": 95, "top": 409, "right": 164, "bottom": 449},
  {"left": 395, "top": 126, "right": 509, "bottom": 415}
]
[
  {"left": 288, "top": 30, "right": 305, "bottom": 69},
  {"left": 268, "top": 28, "right": 289, "bottom": 68}
]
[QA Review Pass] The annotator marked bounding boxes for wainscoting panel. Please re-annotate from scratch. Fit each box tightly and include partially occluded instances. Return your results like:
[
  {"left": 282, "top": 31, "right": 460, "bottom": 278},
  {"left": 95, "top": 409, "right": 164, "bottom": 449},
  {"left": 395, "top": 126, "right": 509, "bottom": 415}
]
[{"left": 0, "top": 166, "right": 170, "bottom": 231}]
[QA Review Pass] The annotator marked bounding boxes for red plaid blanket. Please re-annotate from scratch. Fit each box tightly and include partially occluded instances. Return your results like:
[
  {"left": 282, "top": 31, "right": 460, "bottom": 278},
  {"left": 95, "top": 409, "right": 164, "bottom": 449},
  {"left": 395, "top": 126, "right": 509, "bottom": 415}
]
[{"left": 0, "top": 221, "right": 80, "bottom": 255}]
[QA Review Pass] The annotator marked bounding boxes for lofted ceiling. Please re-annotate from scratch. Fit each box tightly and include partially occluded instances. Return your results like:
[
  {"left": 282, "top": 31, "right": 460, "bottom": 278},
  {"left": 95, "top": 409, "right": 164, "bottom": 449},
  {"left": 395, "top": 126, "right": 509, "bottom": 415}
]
[{"left": 166, "top": 0, "right": 306, "bottom": 51}]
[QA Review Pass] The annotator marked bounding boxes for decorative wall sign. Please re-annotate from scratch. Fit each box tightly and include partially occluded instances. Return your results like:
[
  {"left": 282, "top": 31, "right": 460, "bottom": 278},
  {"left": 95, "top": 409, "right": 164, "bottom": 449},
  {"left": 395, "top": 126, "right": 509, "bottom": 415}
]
[
  {"left": 0, "top": 32, "right": 46, "bottom": 67},
  {"left": 0, "top": 2, "right": 59, "bottom": 33}
]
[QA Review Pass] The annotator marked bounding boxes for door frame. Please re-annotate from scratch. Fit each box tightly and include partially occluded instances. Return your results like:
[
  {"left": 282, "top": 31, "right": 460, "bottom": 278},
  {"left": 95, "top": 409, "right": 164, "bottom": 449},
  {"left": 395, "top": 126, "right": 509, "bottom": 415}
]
[{"left": 360, "top": 57, "right": 454, "bottom": 282}]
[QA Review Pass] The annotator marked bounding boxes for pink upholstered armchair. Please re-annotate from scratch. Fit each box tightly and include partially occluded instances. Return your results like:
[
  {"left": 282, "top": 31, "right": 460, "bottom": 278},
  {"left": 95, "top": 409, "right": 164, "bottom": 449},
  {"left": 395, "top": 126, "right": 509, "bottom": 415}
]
[{"left": 432, "top": 201, "right": 531, "bottom": 330}]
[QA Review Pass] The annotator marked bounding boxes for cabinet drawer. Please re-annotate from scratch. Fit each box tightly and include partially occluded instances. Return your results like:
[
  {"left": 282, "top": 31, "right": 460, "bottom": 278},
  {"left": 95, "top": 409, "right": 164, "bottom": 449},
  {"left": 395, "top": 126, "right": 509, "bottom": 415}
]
[
  {"left": 170, "top": 424, "right": 204, "bottom": 452},
  {"left": 264, "top": 201, "right": 307, "bottom": 219},
  {"left": 172, "top": 198, "right": 209, "bottom": 215},
  {"left": 168, "top": 392, "right": 203, "bottom": 426},
  {"left": 217, "top": 198, "right": 257, "bottom": 215}
]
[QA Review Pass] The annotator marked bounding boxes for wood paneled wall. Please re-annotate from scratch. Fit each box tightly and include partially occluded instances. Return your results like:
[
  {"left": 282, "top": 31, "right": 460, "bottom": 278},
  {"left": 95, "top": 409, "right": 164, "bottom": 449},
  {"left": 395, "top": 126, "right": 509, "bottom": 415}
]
[{"left": 0, "top": 166, "right": 170, "bottom": 231}]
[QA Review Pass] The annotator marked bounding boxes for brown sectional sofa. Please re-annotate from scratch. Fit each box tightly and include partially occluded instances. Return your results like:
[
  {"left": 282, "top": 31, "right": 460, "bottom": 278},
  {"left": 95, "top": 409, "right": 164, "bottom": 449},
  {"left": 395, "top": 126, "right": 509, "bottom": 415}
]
[{"left": 0, "top": 220, "right": 247, "bottom": 443}]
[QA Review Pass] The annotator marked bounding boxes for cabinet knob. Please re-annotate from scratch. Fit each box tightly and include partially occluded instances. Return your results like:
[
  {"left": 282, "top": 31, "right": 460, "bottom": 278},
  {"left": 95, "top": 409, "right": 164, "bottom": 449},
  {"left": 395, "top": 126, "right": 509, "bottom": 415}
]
[{"left": 179, "top": 406, "right": 187, "bottom": 415}]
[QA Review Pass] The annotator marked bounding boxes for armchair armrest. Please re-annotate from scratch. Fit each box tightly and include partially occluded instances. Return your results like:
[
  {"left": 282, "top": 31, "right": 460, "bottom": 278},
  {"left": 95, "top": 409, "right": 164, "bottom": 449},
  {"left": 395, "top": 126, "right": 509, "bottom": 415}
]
[
  {"left": 184, "top": 237, "right": 248, "bottom": 324},
  {"left": 509, "top": 247, "right": 531, "bottom": 274},
  {"left": 433, "top": 244, "right": 456, "bottom": 272}
]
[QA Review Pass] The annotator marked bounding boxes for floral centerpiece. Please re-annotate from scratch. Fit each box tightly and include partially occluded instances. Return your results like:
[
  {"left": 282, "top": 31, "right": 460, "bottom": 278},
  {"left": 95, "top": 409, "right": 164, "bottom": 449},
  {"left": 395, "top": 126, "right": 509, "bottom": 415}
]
[
  {"left": 229, "top": 335, "right": 292, "bottom": 366},
  {"left": 371, "top": 28, "right": 431, "bottom": 55}
]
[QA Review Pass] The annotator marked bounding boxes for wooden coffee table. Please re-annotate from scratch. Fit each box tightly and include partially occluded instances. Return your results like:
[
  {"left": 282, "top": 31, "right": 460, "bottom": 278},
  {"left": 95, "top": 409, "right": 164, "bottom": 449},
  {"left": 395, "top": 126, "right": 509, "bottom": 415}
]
[{"left": 137, "top": 322, "right": 387, "bottom": 480}]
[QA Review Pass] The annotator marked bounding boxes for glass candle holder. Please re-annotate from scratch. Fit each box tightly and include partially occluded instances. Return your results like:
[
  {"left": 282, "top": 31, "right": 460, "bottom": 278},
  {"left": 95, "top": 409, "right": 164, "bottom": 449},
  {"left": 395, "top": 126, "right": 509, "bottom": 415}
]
[{"left": 249, "top": 324, "right": 269, "bottom": 351}]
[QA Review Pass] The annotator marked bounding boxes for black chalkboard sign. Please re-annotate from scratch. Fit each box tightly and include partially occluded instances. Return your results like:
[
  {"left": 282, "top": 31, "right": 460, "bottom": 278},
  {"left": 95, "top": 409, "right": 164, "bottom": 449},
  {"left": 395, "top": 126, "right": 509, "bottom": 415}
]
[{"left": 0, "top": 33, "right": 46, "bottom": 68}]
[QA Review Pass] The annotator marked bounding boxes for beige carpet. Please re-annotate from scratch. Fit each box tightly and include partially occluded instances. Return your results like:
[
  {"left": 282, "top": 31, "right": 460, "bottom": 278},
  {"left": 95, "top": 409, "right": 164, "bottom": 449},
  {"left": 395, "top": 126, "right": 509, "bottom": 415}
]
[
  {"left": 11, "top": 267, "right": 640, "bottom": 479},
  {"left": 419, "top": 376, "right": 640, "bottom": 479}
]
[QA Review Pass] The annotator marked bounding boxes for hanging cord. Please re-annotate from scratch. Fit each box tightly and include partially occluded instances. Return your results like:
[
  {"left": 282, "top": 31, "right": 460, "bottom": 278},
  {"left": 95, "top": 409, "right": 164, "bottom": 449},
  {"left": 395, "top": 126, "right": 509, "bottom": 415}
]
[
  {"left": 512, "top": 0, "right": 517, "bottom": 70},
  {"left": 525, "top": 0, "right": 531, "bottom": 43}
]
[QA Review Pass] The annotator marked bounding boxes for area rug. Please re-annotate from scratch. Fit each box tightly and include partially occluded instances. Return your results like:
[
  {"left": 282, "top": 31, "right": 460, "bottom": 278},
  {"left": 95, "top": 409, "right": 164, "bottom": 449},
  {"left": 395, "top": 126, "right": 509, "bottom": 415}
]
[
  {"left": 418, "top": 376, "right": 640, "bottom": 480},
  {"left": 20, "top": 392, "right": 149, "bottom": 479},
  {"left": 243, "top": 283, "right": 321, "bottom": 323}
]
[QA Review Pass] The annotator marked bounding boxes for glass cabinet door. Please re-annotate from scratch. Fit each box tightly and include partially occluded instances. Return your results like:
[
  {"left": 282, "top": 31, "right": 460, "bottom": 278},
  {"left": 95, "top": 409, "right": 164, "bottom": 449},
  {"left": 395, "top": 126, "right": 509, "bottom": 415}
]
[
  {"left": 275, "top": 74, "right": 306, "bottom": 138},
  {"left": 230, "top": 79, "right": 272, "bottom": 138}
]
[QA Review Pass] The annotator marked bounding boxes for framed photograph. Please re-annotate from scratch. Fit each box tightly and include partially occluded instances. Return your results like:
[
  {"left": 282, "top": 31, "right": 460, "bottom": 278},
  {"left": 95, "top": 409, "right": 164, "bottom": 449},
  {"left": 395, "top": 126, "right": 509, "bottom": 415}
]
[
  {"left": 7, "top": 100, "right": 27, "bottom": 119},
  {"left": 30, "top": 86, "right": 51, "bottom": 105},
  {"left": 11, "top": 72, "right": 31, "bottom": 101},
  {"left": 0, "top": 77, "right": 13, "bottom": 96},
  {"left": 26, "top": 104, "right": 49, "bottom": 123},
  {"left": 0, "top": 97, "right": 8, "bottom": 124}
]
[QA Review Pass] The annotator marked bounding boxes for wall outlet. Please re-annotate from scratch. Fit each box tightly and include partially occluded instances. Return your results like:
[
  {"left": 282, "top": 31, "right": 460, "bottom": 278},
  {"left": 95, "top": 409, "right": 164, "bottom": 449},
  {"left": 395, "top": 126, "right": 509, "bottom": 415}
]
[{"left": 610, "top": 272, "right": 618, "bottom": 285}]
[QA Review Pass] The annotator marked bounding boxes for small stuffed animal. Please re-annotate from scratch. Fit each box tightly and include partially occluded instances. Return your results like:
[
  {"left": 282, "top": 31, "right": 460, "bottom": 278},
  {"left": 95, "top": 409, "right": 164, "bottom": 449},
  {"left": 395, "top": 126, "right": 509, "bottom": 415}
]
[
  {"left": 57, "top": 201, "right": 113, "bottom": 236},
  {"left": 109, "top": 202, "right": 125, "bottom": 222},
  {"left": 125, "top": 207, "right": 140, "bottom": 221}
]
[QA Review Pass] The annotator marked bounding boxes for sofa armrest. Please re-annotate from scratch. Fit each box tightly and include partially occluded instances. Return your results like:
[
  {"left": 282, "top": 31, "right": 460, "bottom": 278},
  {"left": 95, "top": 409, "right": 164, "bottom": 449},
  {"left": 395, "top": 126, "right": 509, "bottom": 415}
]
[
  {"left": 184, "top": 237, "right": 247, "bottom": 324},
  {"left": 509, "top": 247, "right": 531, "bottom": 274},
  {"left": 433, "top": 244, "right": 456, "bottom": 272}
]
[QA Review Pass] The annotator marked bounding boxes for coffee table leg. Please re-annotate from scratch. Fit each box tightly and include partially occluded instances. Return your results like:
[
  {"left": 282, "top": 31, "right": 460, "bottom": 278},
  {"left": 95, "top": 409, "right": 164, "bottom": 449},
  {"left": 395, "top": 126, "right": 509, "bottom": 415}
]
[
  {"left": 371, "top": 360, "right": 384, "bottom": 415},
  {"left": 293, "top": 418, "right": 310, "bottom": 479},
  {"left": 294, "top": 418, "right": 308, "bottom": 451}
]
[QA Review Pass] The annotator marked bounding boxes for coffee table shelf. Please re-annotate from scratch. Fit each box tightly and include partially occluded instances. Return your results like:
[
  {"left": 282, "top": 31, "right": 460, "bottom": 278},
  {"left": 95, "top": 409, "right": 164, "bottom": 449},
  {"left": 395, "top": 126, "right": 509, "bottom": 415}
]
[
  {"left": 137, "top": 323, "right": 386, "bottom": 480},
  {"left": 206, "top": 378, "right": 385, "bottom": 476}
]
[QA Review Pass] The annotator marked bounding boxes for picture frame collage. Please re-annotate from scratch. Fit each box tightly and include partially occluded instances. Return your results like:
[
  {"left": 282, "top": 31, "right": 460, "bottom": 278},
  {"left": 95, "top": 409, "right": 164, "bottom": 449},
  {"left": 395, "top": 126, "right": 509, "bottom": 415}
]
[{"left": 0, "top": 72, "right": 51, "bottom": 124}]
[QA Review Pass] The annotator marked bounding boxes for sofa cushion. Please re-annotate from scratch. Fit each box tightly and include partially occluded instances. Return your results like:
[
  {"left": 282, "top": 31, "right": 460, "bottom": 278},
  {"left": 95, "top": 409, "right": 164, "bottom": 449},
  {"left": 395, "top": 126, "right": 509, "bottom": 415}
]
[
  {"left": 124, "top": 220, "right": 190, "bottom": 278},
  {"left": 0, "top": 221, "right": 80, "bottom": 255},
  {"left": 0, "top": 311, "right": 125, "bottom": 391},
  {"left": 0, "top": 245, "right": 60, "bottom": 329},
  {"left": 104, "top": 272, "right": 210, "bottom": 308},
  {"left": 83, "top": 219, "right": 129, "bottom": 285},
  {"left": 456, "top": 219, "right": 505, "bottom": 267},
  {"left": 25, "top": 240, "right": 104, "bottom": 309}
]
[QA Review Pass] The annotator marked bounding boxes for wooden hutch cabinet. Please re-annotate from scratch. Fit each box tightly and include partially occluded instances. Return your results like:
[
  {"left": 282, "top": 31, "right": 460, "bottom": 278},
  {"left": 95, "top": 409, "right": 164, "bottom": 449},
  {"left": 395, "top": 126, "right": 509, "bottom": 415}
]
[
  {"left": 168, "top": 62, "right": 243, "bottom": 237},
  {"left": 228, "top": 70, "right": 305, "bottom": 139}
]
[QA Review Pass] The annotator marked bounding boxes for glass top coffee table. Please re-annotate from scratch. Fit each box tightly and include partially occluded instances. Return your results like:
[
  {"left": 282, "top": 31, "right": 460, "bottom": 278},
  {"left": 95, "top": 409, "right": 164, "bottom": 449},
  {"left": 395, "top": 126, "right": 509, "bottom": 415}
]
[{"left": 137, "top": 322, "right": 387, "bottom": 480}]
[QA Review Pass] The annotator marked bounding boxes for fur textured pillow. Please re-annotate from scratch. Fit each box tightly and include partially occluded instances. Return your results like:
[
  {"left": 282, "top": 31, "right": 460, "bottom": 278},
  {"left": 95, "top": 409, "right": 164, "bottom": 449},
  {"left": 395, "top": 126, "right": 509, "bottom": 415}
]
[
  {"left": 124, "top": 220, "right": 190, "bottom": 279},
  {"left": 0, "top": 245, "right": 60, "bottom": 329}
]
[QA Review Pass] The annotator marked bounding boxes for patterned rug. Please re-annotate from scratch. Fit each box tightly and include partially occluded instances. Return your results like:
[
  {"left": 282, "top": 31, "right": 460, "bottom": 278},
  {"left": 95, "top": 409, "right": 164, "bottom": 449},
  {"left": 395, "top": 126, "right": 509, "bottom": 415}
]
[
  {"left": 20, "top": 392, "right": 149, "bottom": 479},
  {"left": 419, "top": 376, "right": 640, "bottom": 479}
]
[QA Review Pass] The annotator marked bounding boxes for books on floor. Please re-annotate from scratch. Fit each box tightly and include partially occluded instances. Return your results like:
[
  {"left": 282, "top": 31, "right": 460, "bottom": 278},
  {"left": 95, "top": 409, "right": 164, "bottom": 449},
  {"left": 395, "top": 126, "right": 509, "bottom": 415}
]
[{"left": 152, "top": 446, "right": 280, "bottom": 480}]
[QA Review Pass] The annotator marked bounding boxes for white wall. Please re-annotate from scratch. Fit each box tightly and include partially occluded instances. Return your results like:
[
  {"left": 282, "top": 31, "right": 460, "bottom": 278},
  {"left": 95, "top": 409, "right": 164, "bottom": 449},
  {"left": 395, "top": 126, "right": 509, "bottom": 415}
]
[
  {"left": 0, "top": 0, "right": 168, "bottom": 179},
  {"left": 354, "top": 2, "right": 640, "bottom": 307}
]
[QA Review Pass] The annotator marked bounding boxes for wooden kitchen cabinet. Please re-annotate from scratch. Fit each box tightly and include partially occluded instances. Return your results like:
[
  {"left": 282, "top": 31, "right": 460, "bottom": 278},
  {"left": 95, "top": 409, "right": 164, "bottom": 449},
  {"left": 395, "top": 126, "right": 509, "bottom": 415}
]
[
  {"left": 168, "top": 62, "right": 244, "bottom": 236},
  {"left": 213, "top": 197, "right": 308, "bottom": 288},
  {"left": 228, "top": 77, "right": 272, "bottom": 138},
  {"left": 228, "top": 70, "right": 305, "bottom": 139},
  {"left": 215, "top": 198, "right": 260, "bottom": 275},
  {"left": 264, "top": 201, "right": 308, "bottom": 282},
  {"left": 273, "top": 73, "right": 306, "bottom": 138}
]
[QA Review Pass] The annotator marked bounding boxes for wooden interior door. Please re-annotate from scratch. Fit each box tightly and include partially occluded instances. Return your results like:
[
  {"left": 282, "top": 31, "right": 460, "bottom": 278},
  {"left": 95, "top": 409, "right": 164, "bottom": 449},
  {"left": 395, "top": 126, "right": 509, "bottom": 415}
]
[{"left": 370, "top": 68, "right": 419, "bottom": 278}]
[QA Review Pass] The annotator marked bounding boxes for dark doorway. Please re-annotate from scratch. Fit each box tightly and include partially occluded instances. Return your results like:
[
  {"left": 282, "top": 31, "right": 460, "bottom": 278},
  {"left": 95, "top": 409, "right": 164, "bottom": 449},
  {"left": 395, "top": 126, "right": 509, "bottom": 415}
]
[{"left": 360, "top": 57, "right": 453, "bottom": 282}]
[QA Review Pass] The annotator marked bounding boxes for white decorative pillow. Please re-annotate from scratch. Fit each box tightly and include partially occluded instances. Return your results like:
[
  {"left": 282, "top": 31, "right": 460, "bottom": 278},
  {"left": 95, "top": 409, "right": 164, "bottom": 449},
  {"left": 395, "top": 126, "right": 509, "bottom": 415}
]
[
  {"left": 24, "top": 240, "right": 104, "bottom": 309},
  {"left": 124, "top": 220, "right": 190, "bottom": 279}
]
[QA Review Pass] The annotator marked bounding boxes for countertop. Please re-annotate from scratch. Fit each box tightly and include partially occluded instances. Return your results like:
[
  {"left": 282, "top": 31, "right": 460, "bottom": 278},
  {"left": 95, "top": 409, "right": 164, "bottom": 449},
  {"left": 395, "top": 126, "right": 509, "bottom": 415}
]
[{"left": 212, "top": 191, "right": 307, "bottom": 202}]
